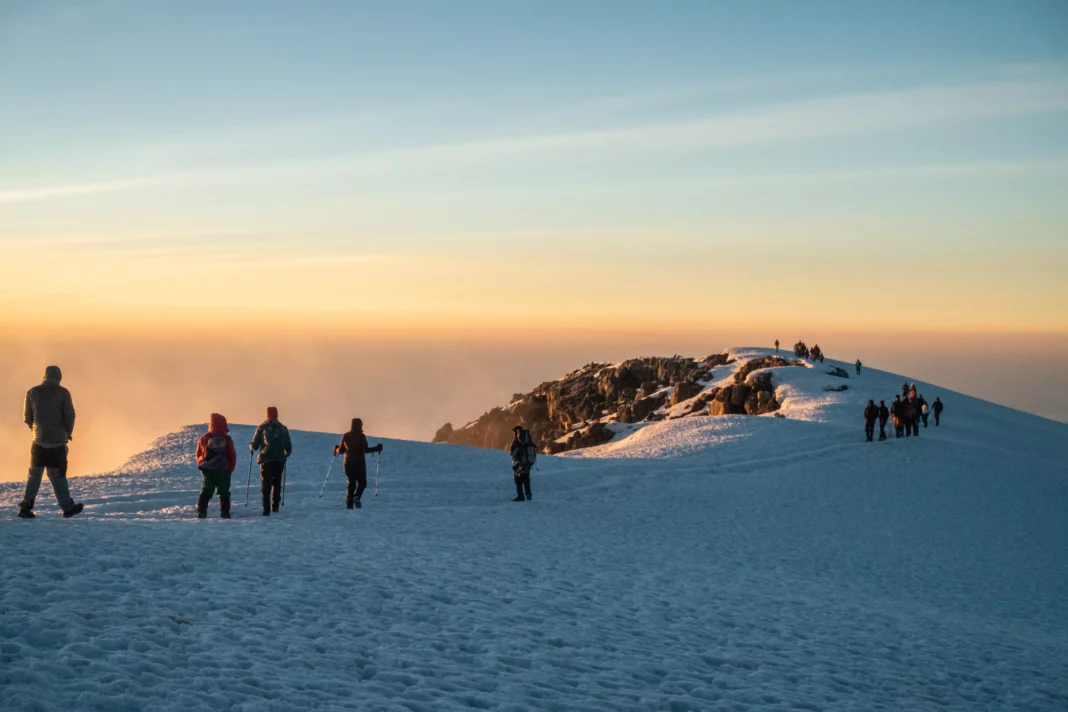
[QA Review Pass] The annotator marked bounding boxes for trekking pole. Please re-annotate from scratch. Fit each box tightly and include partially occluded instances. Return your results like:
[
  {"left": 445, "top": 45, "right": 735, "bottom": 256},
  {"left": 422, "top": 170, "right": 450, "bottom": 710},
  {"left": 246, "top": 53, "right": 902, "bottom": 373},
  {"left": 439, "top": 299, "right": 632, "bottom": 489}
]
[
  {"left": 281, "top": 462, "right": 287, "bottom": 507},
  {"left": 318, "top": 454, "right": 338, "bottom": 498},
  {"left": 243, "top": 451, "right": 254, "bottom": 506},
  {"left": 374, "top": 451, "right": 381, "bottom": 498}
]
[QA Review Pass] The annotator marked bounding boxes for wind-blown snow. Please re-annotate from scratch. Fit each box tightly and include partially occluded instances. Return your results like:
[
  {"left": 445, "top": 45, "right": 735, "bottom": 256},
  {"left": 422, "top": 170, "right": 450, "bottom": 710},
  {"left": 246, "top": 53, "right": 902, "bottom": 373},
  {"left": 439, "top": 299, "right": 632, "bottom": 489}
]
[{"left": 1, "top": 348, "right": 1066, "bottom": 711}]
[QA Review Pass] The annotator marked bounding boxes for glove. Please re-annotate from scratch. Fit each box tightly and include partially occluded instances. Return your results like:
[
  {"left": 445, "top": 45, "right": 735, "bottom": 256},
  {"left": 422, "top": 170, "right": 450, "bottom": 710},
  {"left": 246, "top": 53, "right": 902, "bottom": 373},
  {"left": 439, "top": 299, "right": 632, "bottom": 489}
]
[
  {"left": 333, "top": 445, "right": 341, "bottom": 456},
  {"left": 376, "top": 444, "right": 384, "bottom": 453}
]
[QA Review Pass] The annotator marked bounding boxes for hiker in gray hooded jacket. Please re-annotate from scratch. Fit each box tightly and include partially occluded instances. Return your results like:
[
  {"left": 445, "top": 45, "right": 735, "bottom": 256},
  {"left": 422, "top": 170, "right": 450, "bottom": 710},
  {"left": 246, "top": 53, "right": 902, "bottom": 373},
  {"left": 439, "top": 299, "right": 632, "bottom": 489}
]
[
  {"left": 18, "top": 366, "right": 84, "bottom": 518},
  {"left": 250, "top": 406, "right": 293, "bottom": 516}
]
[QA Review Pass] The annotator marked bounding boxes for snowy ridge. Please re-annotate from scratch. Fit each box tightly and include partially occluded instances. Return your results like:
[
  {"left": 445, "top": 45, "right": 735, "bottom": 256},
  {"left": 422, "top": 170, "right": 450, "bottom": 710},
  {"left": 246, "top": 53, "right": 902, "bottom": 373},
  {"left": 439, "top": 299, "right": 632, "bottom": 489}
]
[{"left": 1, "top": 348, "right": 1067, "bottom": 711}]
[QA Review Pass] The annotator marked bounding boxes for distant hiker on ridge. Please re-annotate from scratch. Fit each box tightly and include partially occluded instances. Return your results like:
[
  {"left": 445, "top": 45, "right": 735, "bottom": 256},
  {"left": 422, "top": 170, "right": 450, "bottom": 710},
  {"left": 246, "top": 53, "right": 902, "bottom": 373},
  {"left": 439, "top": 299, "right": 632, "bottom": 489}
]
[
  {"left": 863, "top": 400, "right": 878, "bottom": 442},
  {"left": 901, "top": 383, "right": 909, "bottom": 399},
  {"left": 250, "top": 407, "right": 293, "bottom": 516},
  {"left": 855, "top": 359, "right": 862, "bottom": 375},
  {"left": 334, "top": 418, "right": 382, "bottom": 509},
  {"left": 775, "top": 339, "right": 780, "bottom": 353},
  {"left": 933, "top": 397, "right": 944, "bottom": 426},
  {"left": 878, "top": 400, "right": 890, "bottom": 441},
  {"left": 18, "top": 365, "right": 84, "bottom": 519},
  {"left": 510, "top": 425, "right": 538, "bottom": 502},
  {"left": 196, "top": 413, "right": 237, "bottom": 519}
]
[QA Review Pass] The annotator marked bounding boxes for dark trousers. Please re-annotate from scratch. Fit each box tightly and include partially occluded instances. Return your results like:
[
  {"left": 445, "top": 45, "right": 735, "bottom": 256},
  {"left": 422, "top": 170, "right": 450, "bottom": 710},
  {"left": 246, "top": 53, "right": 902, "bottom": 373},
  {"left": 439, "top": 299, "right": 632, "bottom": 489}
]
[
  {"left": 260, "top": 461, "right": 284, "bottom": 512},
  {"left": 921, "top": 413, "right": 929, "bottom": 428},
  {"left": 878, "top": 420, "right": 888, "bottom": 441},
  {"left": 895, "top": 423, "right": 904, "bottom": 438},
  {"left": 912, "top": 421, "right": 920, "bottom": 437},
  {"left": 513, "top": 466, "right": 532, "bottom": 499},
  {"left": 934, "top": 412, "right": 941, "bottom": 426},
  {"left": 346, "top": 469, "right": 367, "bottom": 506},
  {"left": 864, "top": 421, "right": 876, "bottom": 441}
]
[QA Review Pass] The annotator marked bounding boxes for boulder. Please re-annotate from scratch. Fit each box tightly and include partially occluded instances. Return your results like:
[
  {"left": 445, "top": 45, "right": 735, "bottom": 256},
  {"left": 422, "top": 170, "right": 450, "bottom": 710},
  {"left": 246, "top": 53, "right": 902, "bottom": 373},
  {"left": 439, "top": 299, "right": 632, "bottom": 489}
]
[
  {"left": 826, "top": 366, "right": 850, "bottom": 379},
  {"left": 433, "top": 423, "right": 454, "bottom": 443},
  {"left": 670, "top": 381, "right": 701, "bottom": 406}
]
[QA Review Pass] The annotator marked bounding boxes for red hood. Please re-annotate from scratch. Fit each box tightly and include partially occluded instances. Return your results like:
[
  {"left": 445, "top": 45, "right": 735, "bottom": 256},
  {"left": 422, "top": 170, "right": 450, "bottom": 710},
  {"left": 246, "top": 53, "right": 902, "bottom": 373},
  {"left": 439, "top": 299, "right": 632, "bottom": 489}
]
[{"left": 209, "top": 413, "right": 229, "bottom": 435}]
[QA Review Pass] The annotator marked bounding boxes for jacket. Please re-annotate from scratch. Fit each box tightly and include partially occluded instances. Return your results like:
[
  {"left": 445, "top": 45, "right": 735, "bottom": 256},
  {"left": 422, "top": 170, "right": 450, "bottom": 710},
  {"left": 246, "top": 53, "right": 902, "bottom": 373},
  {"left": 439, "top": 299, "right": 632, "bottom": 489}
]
[
  {"left": 24, "top": 367, "right": 75, "bottom": 447},
  {"left": 863, "top": 404, "right": 878, "bottom": 422},
  {"left": 878, "top": 405, "right": 890, "bottom": 423},
  {"left": 933, "top": 399, "right": 944, "bottom": 414},
  {"left": 196, "top": 413, "right": 237, "bottom": 473},
  {"left": 337, "top": 419, "right": 379, "bottom": 474},
  {"left": 250, "top": 419, "right": 292, "bottom": 464}
]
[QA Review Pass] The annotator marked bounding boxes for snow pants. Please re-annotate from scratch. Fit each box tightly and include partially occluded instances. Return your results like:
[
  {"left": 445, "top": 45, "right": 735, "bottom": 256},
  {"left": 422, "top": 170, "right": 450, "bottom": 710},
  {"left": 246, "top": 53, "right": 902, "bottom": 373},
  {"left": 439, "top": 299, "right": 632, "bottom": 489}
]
[
  {"left": 513, "top": 466, "right": 532, "bottom": 500},
  {"left": 260, "top": 461, "right": 284, "bottom": 512},
  {"left": 921, "top": 413, "right": 929, "bottom": 428},
  {"left": 345, "top": 467, "right": 367, "bottom": 506},
  {"left": 878, "top": 420, "right": 888, "bottom": 441},
  {"left": 934, "top": 412, "right": 941, "bottom": 426},
  {"left": 200, "top": 469, "right": 232, "bottom": 499},
  {"left": 22, "top": 444, "right": 75, "bottom": 512},
  {"left": 864, "top": 421, "right": 876, "bottom": 441}
]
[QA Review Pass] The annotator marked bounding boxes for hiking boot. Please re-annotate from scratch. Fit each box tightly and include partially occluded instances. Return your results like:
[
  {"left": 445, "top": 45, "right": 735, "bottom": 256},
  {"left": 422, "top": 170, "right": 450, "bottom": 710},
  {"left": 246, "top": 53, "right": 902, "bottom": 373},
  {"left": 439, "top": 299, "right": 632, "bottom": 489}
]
[
  {"left": 17, "top": 506, "right": 35, "bottom": 519},
  {"left": 219, "top": 496, "right": 232, "bottom": 520},
  {"left": 62, "top": 503, "right": 84, "bottom": 518},
  {"left": 196, "top": 493, "right": 209, "bottom": 519},
  {"left": 354, "top": 498, "right": 362, "bottom": 509},
  {"left": 272, "top": 505, "right": 280, "bottom": 513},
  {"left": 513, "top": 495, "right": 525, "bottom": 502},
  {"left": 262, "top": 509, "right": 271, "bottom": 517}
]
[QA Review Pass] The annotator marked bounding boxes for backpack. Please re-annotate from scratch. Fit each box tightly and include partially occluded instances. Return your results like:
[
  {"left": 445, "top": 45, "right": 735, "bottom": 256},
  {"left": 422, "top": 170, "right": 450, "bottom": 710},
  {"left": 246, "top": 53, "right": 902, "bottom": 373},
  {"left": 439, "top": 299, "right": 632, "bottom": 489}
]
[
  {"left": 261, "top": 421, "right": 288, "bottom": 460},
  {"left": 922, "top": 404, "right": 929, "bottom": 414},
  {"left": 517, "top": 429, "right": 537, "bottom": 467},
  {"left": 201, "top": 434, "right": 230, "bottom": 471}
]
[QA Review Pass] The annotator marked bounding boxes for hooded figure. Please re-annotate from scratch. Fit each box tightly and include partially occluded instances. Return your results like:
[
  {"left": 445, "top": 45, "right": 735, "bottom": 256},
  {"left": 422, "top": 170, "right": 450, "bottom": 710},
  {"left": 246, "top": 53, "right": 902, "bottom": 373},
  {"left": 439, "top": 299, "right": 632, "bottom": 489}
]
[
  {"left": 195, "top": 413, "right": 237, "bottom": 519},
  {"left": 18, "top": 365, "right": 83, "bottom": 519},
  {"left": 334, "top": 418, "right": 383, "bottom": 509},
  {"left": 250, "top": 406, "right": 293, "bottom": 516}
]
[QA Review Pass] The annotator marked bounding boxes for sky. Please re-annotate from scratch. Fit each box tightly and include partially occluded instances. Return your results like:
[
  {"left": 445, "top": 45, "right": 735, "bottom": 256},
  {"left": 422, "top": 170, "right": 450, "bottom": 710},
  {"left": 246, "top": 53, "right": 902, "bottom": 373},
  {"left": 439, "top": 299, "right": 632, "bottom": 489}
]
[{"left": 1, "top": 1, "right": 1067, "bottom": 479}]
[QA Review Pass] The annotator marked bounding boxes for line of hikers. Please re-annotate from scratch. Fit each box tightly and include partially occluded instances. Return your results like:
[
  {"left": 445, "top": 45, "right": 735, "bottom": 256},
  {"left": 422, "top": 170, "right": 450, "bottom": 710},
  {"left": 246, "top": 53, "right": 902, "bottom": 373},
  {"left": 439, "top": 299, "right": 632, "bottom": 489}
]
[
  {"left": 863, "top": 385, "right": 944, "bottom": 442},
  {"left": 16, "top": 365, "right": 538, "bottom": 519}
]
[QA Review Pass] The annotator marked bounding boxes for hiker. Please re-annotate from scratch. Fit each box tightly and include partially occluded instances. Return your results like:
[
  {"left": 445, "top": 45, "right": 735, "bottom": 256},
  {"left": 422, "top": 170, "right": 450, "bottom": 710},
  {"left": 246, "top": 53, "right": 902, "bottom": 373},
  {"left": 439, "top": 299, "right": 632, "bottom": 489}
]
[
  {"left": 775, "top": 339, "right": 780, "bottom": 353},
  {"left": 250, "top": 407, "right": 293, "bottom": 516},
  {"left": 509, "top": 425, "right": 537, "bottom": 501},
  {"left": 878, "top": 400, "right": 890, "bottom": 441},
  {"left": 863, "top": 400, "right": 878, "bottom": 442},
  {"left": 334, "top": 418, "right": 382, "bottom": 509},
  {"left": 916, "top": 394, "right": 929, "bottom": 428},
  {"left": 933, "top": 397, "right": 944, "bottom": 426},
  {"left": 901, "top": 382, "right": 909, "bottom": 399},
  {"left": 18, "top": 366, "right": 84, "bottom": 519},
  {"left": 908, "top": 395, "right": 922, "bottom": 436},
  {"left": 196, "top": 413, "right": 237, "bottom": 519},
  {"left": 891, "top": 395, "right": 906, "bottom": 438},
  {"left": 855, "top": 359, "right": 862, "bottom": 375},
  {"left": 909, "top": 383, "right": 918, "bottom": 400}
]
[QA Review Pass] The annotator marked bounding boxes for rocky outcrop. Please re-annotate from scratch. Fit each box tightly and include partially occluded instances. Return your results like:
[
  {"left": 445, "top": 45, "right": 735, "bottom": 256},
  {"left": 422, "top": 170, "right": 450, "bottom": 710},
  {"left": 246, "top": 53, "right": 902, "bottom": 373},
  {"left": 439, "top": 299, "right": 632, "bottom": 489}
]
[{"left": 434, "top": 351, "right": 801, "bottom": 455}]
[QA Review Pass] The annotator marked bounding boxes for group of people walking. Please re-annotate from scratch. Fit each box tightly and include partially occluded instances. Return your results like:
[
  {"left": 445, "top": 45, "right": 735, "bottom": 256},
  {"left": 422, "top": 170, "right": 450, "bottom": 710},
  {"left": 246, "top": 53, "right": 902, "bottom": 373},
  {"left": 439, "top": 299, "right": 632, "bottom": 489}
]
[
  {"left": 16, "top": 365, "right": 535, "bottom": 520},
  {"left": 863, "top": 384, "right": 944, "bottom": 442}
]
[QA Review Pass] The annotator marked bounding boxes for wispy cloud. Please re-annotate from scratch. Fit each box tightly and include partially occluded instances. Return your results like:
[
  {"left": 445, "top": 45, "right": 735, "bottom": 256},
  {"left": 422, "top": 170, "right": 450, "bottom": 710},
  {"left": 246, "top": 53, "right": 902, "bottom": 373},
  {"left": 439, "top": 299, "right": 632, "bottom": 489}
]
[{"left": 3, "top": 77, "right": 1067, "bottom": 205}]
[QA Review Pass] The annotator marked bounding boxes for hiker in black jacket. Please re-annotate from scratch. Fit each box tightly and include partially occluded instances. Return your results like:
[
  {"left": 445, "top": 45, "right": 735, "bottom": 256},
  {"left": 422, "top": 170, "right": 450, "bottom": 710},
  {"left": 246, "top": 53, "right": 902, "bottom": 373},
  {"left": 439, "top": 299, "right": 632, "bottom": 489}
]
[
  {"left": 863, "top": 400, "right": 878, "bottom": 442},
  {"left": 933, "top": 397, "right": 944, "bottom": 426},
  {"left": 509, "top": 426, "right": 536, "bottom": 502},
  {"left": 877, "top": 400, "right": 890, "bottom": 441}
]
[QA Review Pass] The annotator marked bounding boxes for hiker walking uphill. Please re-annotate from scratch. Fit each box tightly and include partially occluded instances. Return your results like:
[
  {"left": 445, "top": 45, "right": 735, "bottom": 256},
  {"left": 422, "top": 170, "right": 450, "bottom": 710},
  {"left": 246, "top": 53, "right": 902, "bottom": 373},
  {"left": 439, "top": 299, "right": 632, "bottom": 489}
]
[
  {"left": 18, "top": 365, "right": 84, "bottom": 519},
  {"left": 891, "top": 395, "right": 906, "bottom": 438},
  {"left": 878, "top": 400, "right": 890, "bottom": 441},
  {"left": 933, "top": 397, "right": 944, "bottom": 426},
  {"left": 334, "top": 418, "right": 382, "bottom": 509},
  {"left": 916, "top": 394, "right": 929, "bottom": 429},
  {"left": 863, "top": 400, "right": 878, "bottom": 442},
  {"left": 908, "top": 395, "right": 922, "bottom": 437},
  {"left": 855, "top": 359, "right": 862, "bottom": 375},
  {"left": 510, "top": 426, "right": 537, "bottom": 502},
  {"left": 250, "top": 407, "right": 293, "bottom": 516},
  {"left": 196, "top": 413, "right": 237, "bottom": 519}
]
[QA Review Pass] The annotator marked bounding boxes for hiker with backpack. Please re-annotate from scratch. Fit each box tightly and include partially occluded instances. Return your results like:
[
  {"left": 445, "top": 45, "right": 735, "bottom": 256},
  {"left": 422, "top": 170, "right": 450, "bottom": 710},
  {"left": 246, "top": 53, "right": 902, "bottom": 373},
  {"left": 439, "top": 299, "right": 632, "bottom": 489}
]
[
  {"left": 863, "top": 400, "right": 878, "bottom": 442},
  {"left": 333, "top": 418, "right": 382, "bottom": 509},
  {"left": 933, "top": 397, "right": 944, "bottom": 426},
  {"left": 509, "top": 425, "right": 537, "bottom": 502},
  {"left": 250, "top": 407, "right": 293, "bottom": 516},
  {"left": 196, "top": 413, "right": 237, "bottom": 519},
  {"left": 17, "top": 365, "right": 84, "bottom": 519}
]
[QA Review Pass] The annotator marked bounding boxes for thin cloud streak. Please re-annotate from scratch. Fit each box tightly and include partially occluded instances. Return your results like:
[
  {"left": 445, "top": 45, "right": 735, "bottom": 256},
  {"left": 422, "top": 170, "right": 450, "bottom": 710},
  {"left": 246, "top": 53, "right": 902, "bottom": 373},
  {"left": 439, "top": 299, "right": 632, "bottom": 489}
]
[{"left": 3, "top": 77, "right": 1067, "bottom": 205}]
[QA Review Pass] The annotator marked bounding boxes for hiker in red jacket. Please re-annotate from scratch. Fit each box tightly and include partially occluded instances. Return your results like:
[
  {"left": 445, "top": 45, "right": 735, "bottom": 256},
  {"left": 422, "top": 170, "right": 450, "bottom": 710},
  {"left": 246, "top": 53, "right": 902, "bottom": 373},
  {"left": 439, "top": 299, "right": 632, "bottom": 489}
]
[{"left": 195, "top": 413, "right": 237, "bottom": 519}]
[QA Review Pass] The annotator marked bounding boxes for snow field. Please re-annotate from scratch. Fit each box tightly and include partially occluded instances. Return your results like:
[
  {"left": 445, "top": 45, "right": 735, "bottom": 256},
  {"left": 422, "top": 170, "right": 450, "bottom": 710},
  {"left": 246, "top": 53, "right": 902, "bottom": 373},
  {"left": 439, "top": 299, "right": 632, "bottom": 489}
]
[{"left": 1, "top": 349, "right": 1067, "bottom": 711}]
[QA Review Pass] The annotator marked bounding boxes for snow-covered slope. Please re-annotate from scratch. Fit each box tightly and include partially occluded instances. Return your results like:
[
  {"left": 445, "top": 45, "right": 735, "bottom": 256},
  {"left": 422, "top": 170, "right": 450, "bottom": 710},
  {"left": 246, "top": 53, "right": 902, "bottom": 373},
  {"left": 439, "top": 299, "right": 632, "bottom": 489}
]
[{"left": 1, "top": 348, "right": 1066, "bottom": 711}]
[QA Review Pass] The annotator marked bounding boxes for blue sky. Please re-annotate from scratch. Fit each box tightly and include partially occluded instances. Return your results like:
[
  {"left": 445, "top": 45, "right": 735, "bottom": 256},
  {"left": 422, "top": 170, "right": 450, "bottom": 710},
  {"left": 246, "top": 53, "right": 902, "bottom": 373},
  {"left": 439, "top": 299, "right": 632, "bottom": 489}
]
[{"left": 1, "top": 0, "right": 1067, "bottom": 333}]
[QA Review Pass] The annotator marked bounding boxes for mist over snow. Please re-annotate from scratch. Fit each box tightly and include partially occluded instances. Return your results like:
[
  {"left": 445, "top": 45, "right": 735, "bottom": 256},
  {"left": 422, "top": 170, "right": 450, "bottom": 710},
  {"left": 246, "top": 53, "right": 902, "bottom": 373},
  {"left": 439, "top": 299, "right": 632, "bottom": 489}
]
[{"left": 1, "top": 348, "right": 1066, "bottom": 711}]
